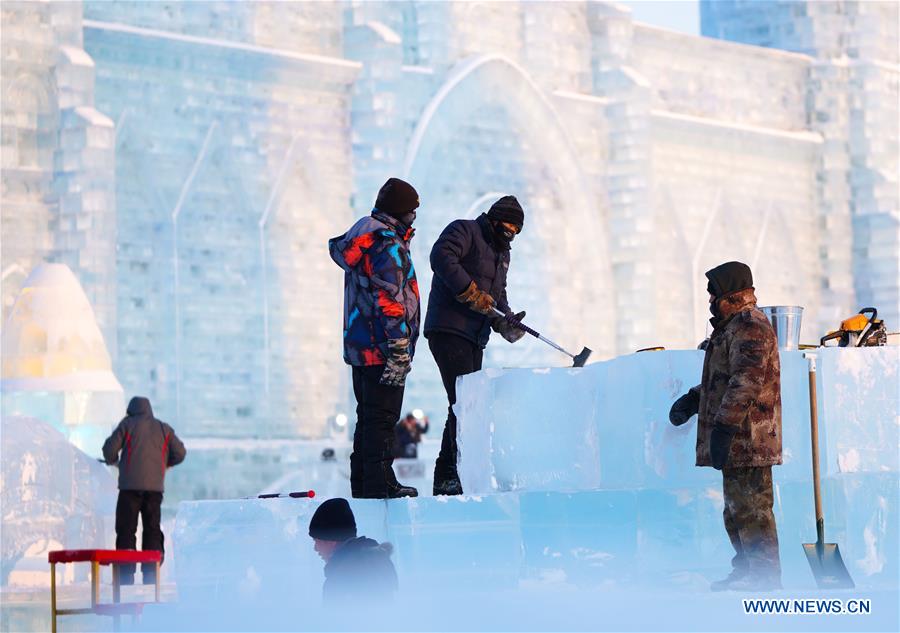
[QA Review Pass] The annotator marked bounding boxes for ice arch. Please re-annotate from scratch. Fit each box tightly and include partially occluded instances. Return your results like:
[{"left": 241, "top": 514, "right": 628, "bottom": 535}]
[{"left": 400, "top": 54, "right": 616, "bottom": 414}]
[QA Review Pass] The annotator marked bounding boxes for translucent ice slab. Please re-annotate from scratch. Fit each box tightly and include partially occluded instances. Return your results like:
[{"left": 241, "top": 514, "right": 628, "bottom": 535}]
[{"left": 457, "top": 348, "right": 899, "bottom": 494}]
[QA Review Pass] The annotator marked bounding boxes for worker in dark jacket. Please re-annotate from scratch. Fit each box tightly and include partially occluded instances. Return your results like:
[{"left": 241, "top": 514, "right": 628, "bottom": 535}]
[
  {"left": 669, "top": 261, "right": 782, "bottom": 591},
  {"left": 309, "top": 498, "right": 398, "bottom": 605},
  {"left": 102, "top": 396, "right": 186, "bottom": 585},
  {"left": 424, "top": 196, "right": 527, "bottom": 496},
  {"left": 329, "top": 178, "right": 420, "bottom": 499}
]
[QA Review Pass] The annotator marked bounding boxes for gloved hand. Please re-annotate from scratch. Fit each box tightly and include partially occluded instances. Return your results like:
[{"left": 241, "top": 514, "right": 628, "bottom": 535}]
[
  {"left": 380, "top": 338, "right": 412, "bottom": 387},
  {"left": 455, "top": 280, "right": 495, "bottom": 315},
  {"left": 491, "top": 311, "right": 527, "bottom": 343},
  {"left": 710, "top": 424, "right": 736, "bottom": 470},
  {"left": 669, "top": 389, "right": 700, "bottom": 426}
]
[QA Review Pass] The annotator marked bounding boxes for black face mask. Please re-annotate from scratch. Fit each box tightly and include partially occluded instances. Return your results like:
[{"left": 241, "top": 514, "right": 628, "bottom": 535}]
[
  {"left": 491, "top": 221, "right": 517, "bottom": 247},
  {"left": 399, "top": 210, "right": 416, "bottom": 227}
]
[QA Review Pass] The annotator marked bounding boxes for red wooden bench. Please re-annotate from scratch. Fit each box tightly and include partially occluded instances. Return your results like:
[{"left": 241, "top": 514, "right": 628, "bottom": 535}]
[{"left": 48, "top": 549, "right": 161, "bottom": 633}]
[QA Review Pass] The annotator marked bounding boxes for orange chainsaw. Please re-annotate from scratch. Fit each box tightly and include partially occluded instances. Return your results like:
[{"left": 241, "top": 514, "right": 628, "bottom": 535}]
[{"left": 819, "top": 307, "right": 887, "bottom": 347}]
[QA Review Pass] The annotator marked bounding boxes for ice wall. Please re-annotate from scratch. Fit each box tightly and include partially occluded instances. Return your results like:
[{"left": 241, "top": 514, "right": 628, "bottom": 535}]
[
  {"left": 168, "top": 347, "right": 898, "bottom": 630},
  {"left": 701, "top": 0, "right": 900, "bottom": 336},
  {"left": 81, "top": 7, "right": 360, "bottom": 439},
  {"left": 168, "top": 480, "right": 898, "bottom": 628},
  {"left": 456, "top": 348, "right": 899, "bottom": 494},
  {"left": 2, "top": 0, "right": 897, "bottom": 451},
  {"left": 0, "top": 1, "right": 117, "bottom": 349}
]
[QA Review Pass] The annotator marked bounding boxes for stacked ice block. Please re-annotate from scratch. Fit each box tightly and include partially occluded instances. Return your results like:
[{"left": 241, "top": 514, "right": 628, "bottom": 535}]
[{"left": 172, "top": 348, "right": 898, "bottom": 609}]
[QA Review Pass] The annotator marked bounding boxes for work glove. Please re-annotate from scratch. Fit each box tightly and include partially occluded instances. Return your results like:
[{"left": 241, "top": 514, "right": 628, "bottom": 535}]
[
  {"left": 669, "top": 389, "right": 700, "bottom": 426},
  {"left": 380, "top": 338, "right": 412, "bottom": 387},
  {"left": 491, "top": 311, "right": 527, "bottom": 343},
  {"left": 455, "top": 280, "right": 495, "bottom": 315},
  {"left": 709, "top": 424, "right": 737, "bottom": 470}
]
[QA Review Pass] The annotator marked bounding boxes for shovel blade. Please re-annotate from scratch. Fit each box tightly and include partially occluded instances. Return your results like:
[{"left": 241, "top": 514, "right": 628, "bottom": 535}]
[
  {"left": 572, "top": 347, "right": 592, "bottom": 368},
  {"left": 802, "top": 542, "right": 855, "bottom": 589}
]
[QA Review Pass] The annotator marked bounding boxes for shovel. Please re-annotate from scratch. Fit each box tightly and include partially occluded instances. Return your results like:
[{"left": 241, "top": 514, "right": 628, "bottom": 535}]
[
  {"left": 492, "top": 307, "right": 592, "bottom": 367},
  {"left": 802, "top": 352, "right": 854, "bottom": 589}
]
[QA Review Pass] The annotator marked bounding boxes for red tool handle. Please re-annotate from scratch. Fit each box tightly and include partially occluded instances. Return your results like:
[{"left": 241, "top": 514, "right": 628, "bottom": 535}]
[{"left": 257, "top": 490, "right": 315, "bottom": 499}]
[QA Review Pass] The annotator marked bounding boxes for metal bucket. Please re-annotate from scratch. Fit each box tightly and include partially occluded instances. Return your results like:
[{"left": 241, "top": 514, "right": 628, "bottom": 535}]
[{"left": 760, "top": 306, "right": 804, "bottom": 350}]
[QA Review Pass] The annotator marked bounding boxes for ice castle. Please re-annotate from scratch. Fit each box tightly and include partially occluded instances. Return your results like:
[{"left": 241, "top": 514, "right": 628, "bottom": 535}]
[
  {"left": 2, "top": 1, "right": 898, "bottom": 494},
  {"left": 1, "top": 3, "right": 898, "bottom": 630}
]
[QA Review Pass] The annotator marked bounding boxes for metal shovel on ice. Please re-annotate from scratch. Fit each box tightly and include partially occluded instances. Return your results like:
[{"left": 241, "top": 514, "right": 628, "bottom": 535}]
[
  {"left": 802, "top": 352, "right": 854, "bottom": 589},
  {"left": 492, "top": 307, "right": 592, "bottom": 367}
]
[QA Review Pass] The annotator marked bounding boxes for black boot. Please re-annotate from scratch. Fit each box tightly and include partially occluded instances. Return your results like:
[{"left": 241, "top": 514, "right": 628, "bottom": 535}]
[
  {"left": 359, "top": 439, "right": 418, "bottom": 499},
  {"left": 358, "top": 481, "right": 418, "bottom": 499},
  {"left": 433, "top": 472, "right": 463, "bottom": 496},
  {"left": 386, "top": 482, "right": 418, "bottom": 498}
]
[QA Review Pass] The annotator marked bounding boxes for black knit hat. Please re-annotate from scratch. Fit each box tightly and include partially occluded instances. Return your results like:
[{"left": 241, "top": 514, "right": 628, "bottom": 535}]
[
  {"left": 486, "top": 195, "right": 524, "bottom": 229},
  {"left": 375, "top": 178, "right": 419, "bottom": 218},
  {"left": 706, "top": 261, "right": 754, "bottom": 299},
  {"left": 308, "top": 498, "right": 357, "bottom": 542}
]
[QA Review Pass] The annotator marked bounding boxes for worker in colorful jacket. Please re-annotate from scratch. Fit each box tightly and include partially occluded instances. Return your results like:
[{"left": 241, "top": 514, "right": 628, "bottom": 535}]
[
  {"left": 669, "top": 261, "right": 783, "bottom": 591},
  {"left": 329, "top": 178, "right": 421, "bottom": 499}
]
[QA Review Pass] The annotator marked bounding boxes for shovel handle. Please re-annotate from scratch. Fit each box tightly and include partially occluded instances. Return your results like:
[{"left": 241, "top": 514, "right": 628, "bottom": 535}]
[
  {"left": 492, "top": 307, "right": 540, "bottom": 339},
  {"left": 806, "top": 353, "right": 825, "bottom": 543}
]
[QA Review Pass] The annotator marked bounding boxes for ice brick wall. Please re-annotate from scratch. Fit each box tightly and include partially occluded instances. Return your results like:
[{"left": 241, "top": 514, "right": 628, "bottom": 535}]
[
  {"left": 83, "top": 0, "right": 343, "bottom": 57},
  {"left": 649, "top": 114, "right": 822, "bottom": 347},
  {"left": 1, "top": 1, "right": 117, "bottom": 350},
  {"left": 345, "top": 1, "right": 618, "bottom": 418},
  {"left": 589, "top": 8, "right": 826, "bottom": 350},
  {"left": 631, "top": 25, "right": 810, "bottom": 129},
  {"left": 702, "top": 0, "right": 899, "bottom": 63},
  {"left": 701, "top": 0, "right": 900, "bottom": 340},
  {"left": 456, "top": 348, "right": 899, "bottom": 494},
  {"left": 2, "top": 1, "right": 897, "bottom": 450},
  {"left": 80, "top": 10, "right": 360, "bottom": 438}
]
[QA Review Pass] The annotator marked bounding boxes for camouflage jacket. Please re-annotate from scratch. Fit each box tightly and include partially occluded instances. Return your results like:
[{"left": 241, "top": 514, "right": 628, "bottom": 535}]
[
  {"left": 329, "top": 212, "right": 420, "bottom": 366},
  {"left": 693, "top": 288, "right": 782, "bottom": 468}
]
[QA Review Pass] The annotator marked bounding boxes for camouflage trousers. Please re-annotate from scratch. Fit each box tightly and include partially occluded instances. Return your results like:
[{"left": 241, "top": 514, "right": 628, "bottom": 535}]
[{"left": 722, "top": 466, "right": 781, "bottom": 578}]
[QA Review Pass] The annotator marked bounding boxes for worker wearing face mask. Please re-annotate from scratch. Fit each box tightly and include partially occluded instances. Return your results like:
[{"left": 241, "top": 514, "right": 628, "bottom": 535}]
[
  {"left": 423, "top": 195, "right": 527, "bottom": 496},
  {"left": 329, "top": 178, "right": 421, "bottom": 499}
]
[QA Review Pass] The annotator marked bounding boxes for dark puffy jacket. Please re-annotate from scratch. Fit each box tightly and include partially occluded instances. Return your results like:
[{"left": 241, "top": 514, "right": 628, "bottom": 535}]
[
  {"left": 424, "top": 214, "right": 511, "bottom": 348},
  {"left": 693, "top": 288, "right": 782, "bottom": 468},
  {"left": 323, "top": 537, "right": 398, "bottom": 605},
  {"left": 329, "top": 212, "right": 420, "bottom": 366},
  {"left": 102, "top": 397, "right": 186, "bottom": 492}
]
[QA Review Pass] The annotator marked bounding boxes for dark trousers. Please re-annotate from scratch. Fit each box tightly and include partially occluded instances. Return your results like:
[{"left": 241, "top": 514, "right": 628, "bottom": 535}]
[
  {"left": 429, "top": 333, "right": 483, "bottom": 488},
  {"left": 115, "top": 490, "right": 164, "bottom": 580},
  {"left": 722, "top": 466, "right": 781, "bottom": 579},
  {"left": 351, "top": 365, "right": 405, "bottom": 497}
]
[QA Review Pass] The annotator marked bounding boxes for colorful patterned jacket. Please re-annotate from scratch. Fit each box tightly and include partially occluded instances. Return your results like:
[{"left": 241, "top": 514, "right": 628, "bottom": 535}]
[
  {"left": 329, "top": 212, "right": 420, "bottom": 367},
  {"left": 693, "top": 288, "right": 783, "bottom": 468}
]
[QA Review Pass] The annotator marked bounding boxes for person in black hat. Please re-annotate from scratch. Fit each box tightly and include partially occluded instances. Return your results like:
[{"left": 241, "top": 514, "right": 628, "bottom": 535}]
[
  {"left": 668, "top": 261, "right": 783, "bottom": 591},
  {"left": 308, "top": 498, "right": 398, "bottom": 604},
  {"left": 423, "top": 195, "right": 528, "bottom": 496},
  {"left": 329, "top": 178, "right": 421, "bottom": 499}
]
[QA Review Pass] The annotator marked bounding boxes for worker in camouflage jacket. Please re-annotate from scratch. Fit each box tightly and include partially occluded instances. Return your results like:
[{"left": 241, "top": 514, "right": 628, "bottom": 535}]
[
  {"left": 669, "top": 261, "right": 782, "bottom": 591},
  {"left": 329, "top": 178, "right": 421, "bottom": 499}
]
